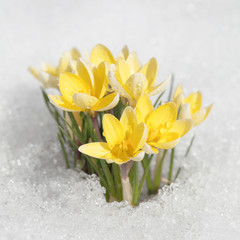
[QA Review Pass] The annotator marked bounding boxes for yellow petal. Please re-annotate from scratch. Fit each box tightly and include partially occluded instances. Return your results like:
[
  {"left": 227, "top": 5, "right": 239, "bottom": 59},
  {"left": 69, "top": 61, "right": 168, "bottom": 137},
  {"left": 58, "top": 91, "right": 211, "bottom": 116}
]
[
  {"left": 118, "top": 45, "right": 129, "bottom": 59},
  {"left": 192, "top": 104, "right": 213, "bottom": 126},
  {"left": 146, "top": 102, "right": 177, "bottom": 129},
  {"left": 147, "top": 74, "right": 171, "bottom": 97},
  {"left": 124, "top": 73, "right": 148, "bottom": 101},
  {"left": 105, "top": 154, "right": 131, "bottom": 165},
  {"left": 143, "top": 143, "right": 159, "bottom": 154},
  {"left": 132, "top": 151, "right": 145, "bottom": 162},
  {"left": 69, "top": 59, "right": 77, "bottom": 73},
  {"left": 126, "top": 51, "right": 141, "bottom": 74},
  {"left": 92, "top": 62, "right": 108, "bottom": 99},
  {"left": 139, "top": 57, "right": 158, "bottom": 88},
  {"left": 91, "top": 92, "right": 119, "bottom": 111},
  {"left": 151, "top": 138, "right": 180, "bottom": 149},
  {"left": 70, "top": 47, "right": 81, "bottom": 60},
  {"left": 178, "top": 103, "right": 191, "bottom": 119},
  {"left": 79, "top": 142, "right": 111, "bottom": 159},
  {"left": 76, "top": 58, "right": 94, "bottom": 89},
  {"left": 59, "top": 72, "right": 88, "bottom": 103},
  {"left": 103, "top": 114, "right": 125, "bottom": 148},
  {"left": 120, "top": 107, "right": 137, "bottom": 139},
  {"left": 90, "top": 44, "right": 115, "bottom": 65},
  {"left": 136, "top": 94, "right": 154, "bottom": 123},
  {"left": 150, "top": 132, "right": 180, "bottom": 149},
  {"left": 49, "top": 95, "right": 83, "bottom": 112},
  {"left": 128, "top": 122, "right": 148, "bottom": 153},
  {"left": 173, "top": 83, "right": 184, "bottom": 101},
  {"left": 57, "top": 51, "right": 72, "bottom": 73},
  {"left": 28, "top": 66, "right": 39, "bottom": 79},
  {"left": 108, "top": 71, "right": 132, "bottom": 100},
  {"left": 115, "top": 58, "right": 131, "bottom": 85},
  {"left": 169, "top": 119, "right": 193, "bottom": 137},
  {"left": 185, "top": 91, "right": 202, "bottom": 114},
  {"left": 173, "top": 93, "right": 185, "bottom": 109},
  {"left": 39, "top": 71, "right": 58, "bottom": 89},
  {"left": 73, "top": 93, "right": 99, "bottom": 110},
  {"left": 41, "top": 63, "right": 58, "bottom": 77}
]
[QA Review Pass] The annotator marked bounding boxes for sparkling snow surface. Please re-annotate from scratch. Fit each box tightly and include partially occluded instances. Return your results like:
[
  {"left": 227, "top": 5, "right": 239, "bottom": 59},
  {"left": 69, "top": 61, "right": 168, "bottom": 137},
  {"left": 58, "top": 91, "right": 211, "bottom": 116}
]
[{"left": 1, "top": 0, "right": 240, "bottom": 239}]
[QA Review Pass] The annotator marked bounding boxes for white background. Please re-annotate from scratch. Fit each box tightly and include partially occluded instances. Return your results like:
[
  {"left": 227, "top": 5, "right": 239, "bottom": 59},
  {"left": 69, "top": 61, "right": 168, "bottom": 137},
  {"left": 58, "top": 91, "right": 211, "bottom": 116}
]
[{"left": 0, "top": 0, "right": 240, "bottom": 239}]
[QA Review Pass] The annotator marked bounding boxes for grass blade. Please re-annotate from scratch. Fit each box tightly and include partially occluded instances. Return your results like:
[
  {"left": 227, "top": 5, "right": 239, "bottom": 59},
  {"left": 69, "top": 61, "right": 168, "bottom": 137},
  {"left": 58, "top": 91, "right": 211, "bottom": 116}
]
[
  {"left": 57, "top": 131, "right": 70, "bottom": 168},
  {"left": 132, "top": 162, "right": 139, "bottom": 205},
  {"left": 168, "top": 148, "right": 175, "bottom": 185},
  {"left": 184, "top": 135, "right": 195, "bottom": 157}
]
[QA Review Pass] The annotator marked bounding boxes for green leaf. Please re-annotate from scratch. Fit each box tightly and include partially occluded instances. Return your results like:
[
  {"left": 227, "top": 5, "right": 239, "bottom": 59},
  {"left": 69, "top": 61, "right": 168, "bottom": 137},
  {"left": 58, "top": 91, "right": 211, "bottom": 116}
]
[
  {"left": 174, "top": 167, "right": 182, "bottom": 181},
  {"left": 153, "top": 150, "right": 167, "bottom": 192},
  {"left": 168, "top": 148, "right": 175, "bottom": 185},
  {"left": 154, "top": 90, "right": 166, "bottom": 108},
  {"left": 167, "top": 74, "right": 174, "bottom": 101},
  {"left": 141, "top": 156, "right": 153, "bottom": 194},
  {"left": 57, "top": 131, "right": 70, "bottom": 168},
  {"left": 132, "top": 162, "right": 139, "bottom": 205},
  {"left": 184, "top": 135, "right": 195, "bottom": 157},
  {"left": 112, "top": 163, "right": 123, "bottom": 201},
  {"left": 99, "top": 160, "right": 116, "bottom": 197},
  {"left": 138, "top": 154, "right": 153, "bottom": 198},
  {"left": 67, "top": 112, "right": 84, "bottom": 143}
]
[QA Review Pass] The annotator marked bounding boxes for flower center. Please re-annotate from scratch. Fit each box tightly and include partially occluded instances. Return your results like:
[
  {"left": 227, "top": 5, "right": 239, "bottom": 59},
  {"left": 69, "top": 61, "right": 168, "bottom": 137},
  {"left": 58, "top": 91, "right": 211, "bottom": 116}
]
[
  {"left": 111, "top": 140, "right": 133, "bottom": 160},
  {"left": 148, "top": 121, "right": 173, "bottom": 142}
]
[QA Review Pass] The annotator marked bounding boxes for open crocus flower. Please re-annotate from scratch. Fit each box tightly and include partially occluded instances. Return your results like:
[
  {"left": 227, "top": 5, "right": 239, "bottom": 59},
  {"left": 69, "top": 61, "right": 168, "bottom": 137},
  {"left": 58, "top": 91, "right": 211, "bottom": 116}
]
[
  {"left": 173, "top": 84, "right": 213, "bottom": 126},
  {"left": 29, "top": 48, "right": 81, "bottom": 89},
  {"left": 49, "top": 59, "right": 119, "bottom": 112},
  {"left": 70, "top": 44, "right": 116, "bottom": 71},
  {"left": 108, "top": 47, "right": 171, "bottom": 107},
  {"left": 79, "top": 107, "right": 148, "bottom": 164},
  {"left": 136, "top": 94, "right": 193, "bottom": 154}
]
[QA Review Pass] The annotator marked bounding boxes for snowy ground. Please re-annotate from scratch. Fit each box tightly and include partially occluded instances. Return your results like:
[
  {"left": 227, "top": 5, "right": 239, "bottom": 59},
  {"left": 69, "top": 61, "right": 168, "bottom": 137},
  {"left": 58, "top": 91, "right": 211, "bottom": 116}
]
[{"left": 1, "top": 0, "right": 240, "bottom": 239}]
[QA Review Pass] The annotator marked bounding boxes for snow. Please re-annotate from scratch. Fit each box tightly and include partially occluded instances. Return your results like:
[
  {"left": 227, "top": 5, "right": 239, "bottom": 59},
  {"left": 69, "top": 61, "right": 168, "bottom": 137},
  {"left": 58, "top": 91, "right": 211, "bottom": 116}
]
[{"left": 1, "top": 0, "right": 240, "bottom": 239}]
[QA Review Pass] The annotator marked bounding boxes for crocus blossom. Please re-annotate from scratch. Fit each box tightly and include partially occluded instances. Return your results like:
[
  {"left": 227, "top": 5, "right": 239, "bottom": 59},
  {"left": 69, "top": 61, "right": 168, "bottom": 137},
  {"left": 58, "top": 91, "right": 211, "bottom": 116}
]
[
  {"left": 29, "top": 48, "right": 81, "bottom": 89},
  {"left": 49, "top": 60, "right": 119, "bottom": 112},
  {"left": 108, "top": 46, "right": 170, "bottom": 107},
  {"left": 79, "top": 107, "right": 148, "bottom": 164},
  {"left": 173, "top": 84, "right": 213, "bottom": 126},
  {"left": 136, "top": 94, "right": 193, "bottom": 154}
]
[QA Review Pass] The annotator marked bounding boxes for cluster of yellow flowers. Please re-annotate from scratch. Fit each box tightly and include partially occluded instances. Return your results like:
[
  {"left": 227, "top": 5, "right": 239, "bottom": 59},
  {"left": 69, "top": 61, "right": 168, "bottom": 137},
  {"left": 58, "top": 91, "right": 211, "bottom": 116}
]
[
  {"left": 29, "top": 44, "right": 212, "bottom": 205},
  {"left": 30, "top": 44, "right": 212, "bottom": 165}
]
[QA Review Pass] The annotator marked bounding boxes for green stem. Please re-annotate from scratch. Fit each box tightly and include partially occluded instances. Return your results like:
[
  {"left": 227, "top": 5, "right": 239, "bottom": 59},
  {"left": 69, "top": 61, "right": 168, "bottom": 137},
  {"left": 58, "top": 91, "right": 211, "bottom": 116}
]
[
  {"left": 138, "top": 155, "right": 153, "bottom": 199},
  {"left": 141, "top": 156, "right": 153, "bottom": 194},
  {"left": 100, "top": 160, "right": 116, "bottom": 197},
  {"left": 168, "top": 148, "right": 175, "bottom": 185},
  {"left": 91, "top": 115, "right": 102, "bottom": 141},
  {"left": 132, "top": 162, "right": 139, "bottom": 206},
  {"left": 153, "top": 150, "right": 167, "bottom": 192},
  {"left": 112, "top": 163, "right": 123, "bottom": 201}
]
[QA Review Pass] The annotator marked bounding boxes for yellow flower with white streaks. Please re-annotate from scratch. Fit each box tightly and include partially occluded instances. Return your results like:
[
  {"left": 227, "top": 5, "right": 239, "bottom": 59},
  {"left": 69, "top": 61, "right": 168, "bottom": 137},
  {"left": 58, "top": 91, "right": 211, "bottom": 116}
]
[
  {"left": 79, "top": 107, "right": 148, "bottom": 165},
  {"left": 29, "top": 48, "right": 81, "bottom": 89},
  {"left": 108, "top": 46, "right": 171, "bottom": 107},
  {"left": 136, "top": 94, "right": 193, "bottom": 154},
  {"left": 49, "top": 59, "right": 119, "bottom": 112},
  {"left": 173, "top": 84, "right": 213, "bottom": 126}
]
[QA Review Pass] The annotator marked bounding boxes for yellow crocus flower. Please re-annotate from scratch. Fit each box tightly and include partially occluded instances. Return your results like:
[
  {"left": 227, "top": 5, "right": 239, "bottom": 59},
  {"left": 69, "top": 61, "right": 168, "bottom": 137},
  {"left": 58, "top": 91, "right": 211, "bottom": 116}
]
[
  {"left": 79, "top": 107, "right": 148, "bottom": 165},
  {"left": 29, "top": 48, "right": 81, "bottom": 89},
  {"left": 173, "top": 84, "right": 213, "bottom": 126},
  {"left": 49, "top": 59, "right": 119, "bottom": 112},
  {"left": 136, "top": 94, "right": 193, "bottom": 154},
  {"left": 108, "top": 46, "right": 170, "bottom": 107}
]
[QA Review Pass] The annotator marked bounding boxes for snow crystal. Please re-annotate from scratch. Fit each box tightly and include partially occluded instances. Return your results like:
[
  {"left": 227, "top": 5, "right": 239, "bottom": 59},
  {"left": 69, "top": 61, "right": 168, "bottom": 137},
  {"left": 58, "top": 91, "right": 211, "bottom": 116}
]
[{"left": 1, "top": 0, "right": 240, "bottom": 239}]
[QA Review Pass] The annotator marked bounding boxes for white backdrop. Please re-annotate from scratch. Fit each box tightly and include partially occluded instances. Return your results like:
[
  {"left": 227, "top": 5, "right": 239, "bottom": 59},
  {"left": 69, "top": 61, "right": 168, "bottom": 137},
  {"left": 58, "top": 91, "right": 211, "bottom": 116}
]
[{"left": 1, "top": 0, "right": 240, "bottom": 239}]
